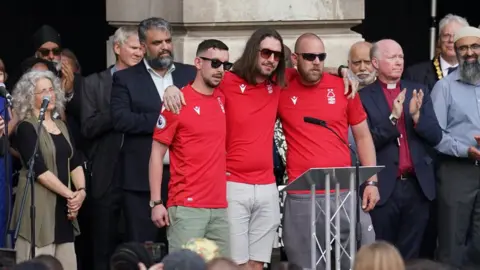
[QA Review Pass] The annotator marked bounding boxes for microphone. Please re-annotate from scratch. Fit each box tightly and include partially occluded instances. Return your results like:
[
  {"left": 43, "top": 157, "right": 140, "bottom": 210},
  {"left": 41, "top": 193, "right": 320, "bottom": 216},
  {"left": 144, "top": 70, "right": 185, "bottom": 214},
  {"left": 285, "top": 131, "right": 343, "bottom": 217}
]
[
  {"left": 303, "top": 116, "right": 362, "bottom": 247},
  {"left": 0, "top": 83, "right": 13, "bottom": 107},
  {"left": 38, "top": 96, "right": 50, "bottom": 122}
]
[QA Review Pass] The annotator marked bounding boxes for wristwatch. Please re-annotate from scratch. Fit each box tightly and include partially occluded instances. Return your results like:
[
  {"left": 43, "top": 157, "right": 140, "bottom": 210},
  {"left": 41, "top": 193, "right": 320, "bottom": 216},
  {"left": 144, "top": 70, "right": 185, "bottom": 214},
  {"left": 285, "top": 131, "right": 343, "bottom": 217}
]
[
  {"left": 365, "top": 181, "right": 378, "bottom": 187},
  {"left": 149, "top": 199, "right": 163, "bottom": 208},
  {"left": 389, "top": 114, "right": 398, "bottom": 126},
  {"left": 337, "top": 65, "right": 348, "bottom": 77}
]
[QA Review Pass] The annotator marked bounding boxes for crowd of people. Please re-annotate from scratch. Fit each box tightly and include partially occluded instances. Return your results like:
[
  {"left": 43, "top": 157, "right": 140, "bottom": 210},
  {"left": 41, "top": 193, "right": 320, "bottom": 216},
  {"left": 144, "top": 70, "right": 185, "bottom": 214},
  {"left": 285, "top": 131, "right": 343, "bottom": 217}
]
[{"left": 0, "top": 12, "right": 479, "bottom": 270}]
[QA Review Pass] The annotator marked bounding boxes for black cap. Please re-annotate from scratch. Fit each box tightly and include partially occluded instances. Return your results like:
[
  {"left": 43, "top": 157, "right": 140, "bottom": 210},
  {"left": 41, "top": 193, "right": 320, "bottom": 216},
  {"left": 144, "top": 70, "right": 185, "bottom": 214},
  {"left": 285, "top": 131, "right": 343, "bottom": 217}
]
[{"left": 32, "top": 25, "right": 61, "bottom": 51}]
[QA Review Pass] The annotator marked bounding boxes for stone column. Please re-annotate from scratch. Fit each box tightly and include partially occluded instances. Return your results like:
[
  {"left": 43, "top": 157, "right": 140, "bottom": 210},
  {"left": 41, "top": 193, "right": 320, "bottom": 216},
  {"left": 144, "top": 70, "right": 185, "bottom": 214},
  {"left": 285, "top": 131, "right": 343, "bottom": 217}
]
[
  {"left": 106, "top": 35, "right": 115, "bottom": 67},
  {"left": 106, "top": 0, "right": 364, "bottom": 67}
]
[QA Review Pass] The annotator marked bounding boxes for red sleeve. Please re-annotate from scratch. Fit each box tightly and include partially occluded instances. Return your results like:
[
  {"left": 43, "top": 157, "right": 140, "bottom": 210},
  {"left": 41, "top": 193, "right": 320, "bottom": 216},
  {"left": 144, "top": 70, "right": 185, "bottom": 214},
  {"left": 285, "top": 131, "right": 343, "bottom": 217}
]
[
  {"left": 347, "top": 95, "right": 367, "bottom": 126},
  {"left": 152, "top": 109, "right": 179, "bottom": 145}
]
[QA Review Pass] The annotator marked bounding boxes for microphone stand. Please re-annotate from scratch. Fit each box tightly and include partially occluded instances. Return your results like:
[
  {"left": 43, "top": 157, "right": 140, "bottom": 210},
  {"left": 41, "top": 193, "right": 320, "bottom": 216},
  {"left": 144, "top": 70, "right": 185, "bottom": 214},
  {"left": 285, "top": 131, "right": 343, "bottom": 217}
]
[
  {"left": 13, "top": 113, "right": 46, "bottom": 258},
  {"left": 304, "top": 118, "right": 362, "bottom": 250}
]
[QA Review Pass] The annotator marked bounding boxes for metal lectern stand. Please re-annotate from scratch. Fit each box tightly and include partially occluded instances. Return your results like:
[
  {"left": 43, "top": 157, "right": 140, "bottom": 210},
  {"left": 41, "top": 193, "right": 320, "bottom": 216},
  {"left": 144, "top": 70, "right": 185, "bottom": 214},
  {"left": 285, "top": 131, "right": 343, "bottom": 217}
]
[{"left": 281, "top": 166, "right": 384, "bottom": 270}]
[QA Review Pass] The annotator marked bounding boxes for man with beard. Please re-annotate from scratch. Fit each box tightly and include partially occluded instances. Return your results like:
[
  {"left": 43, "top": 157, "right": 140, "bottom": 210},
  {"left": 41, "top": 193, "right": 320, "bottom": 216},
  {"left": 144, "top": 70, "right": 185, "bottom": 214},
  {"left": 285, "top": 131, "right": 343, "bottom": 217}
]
[
  {"left": 81, "top": 26, "right": 143, "bottom": 270},
  {"left": 149, "top": 39, "right": 231, "bottom": 256},
  {"left": 110, "top": 17, "right": 195, "bottom": 244},
  {"left": 404, "top": 14, "right": 469, "bottom": 92},
  {"left": 430, "top": 26, "right": 480, "bottom": 269},
  {"left": 403, "top": 14, "right": 469, "bottom": 260},
  {"left": 163, "top": 27, "right": 286, "bottom": 270},
  {"left": 360, "top": 39, "right": 442, "bottom": 259},
  {"left": 278, "top": 33, "right": 379, "bottom": 269},
  {"left": 348, "top": 41, "right": 376, "bottom": 89}
]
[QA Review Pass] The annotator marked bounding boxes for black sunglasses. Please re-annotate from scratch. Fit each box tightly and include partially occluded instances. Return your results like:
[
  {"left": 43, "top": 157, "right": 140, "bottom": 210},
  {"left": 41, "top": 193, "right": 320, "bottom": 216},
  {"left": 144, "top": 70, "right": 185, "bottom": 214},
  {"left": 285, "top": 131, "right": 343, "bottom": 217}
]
[
  {"left": 200, "top": 57, "right": 233, "bottom": 70},
  {"left": 300, "top": 53, "right": 327, "bottom": 62},
  {"left": 259, "top": 49, "right": 283, "bottom": 61},
  {"left": 38, "top": 47, "right": 62, "bottom": 57}
]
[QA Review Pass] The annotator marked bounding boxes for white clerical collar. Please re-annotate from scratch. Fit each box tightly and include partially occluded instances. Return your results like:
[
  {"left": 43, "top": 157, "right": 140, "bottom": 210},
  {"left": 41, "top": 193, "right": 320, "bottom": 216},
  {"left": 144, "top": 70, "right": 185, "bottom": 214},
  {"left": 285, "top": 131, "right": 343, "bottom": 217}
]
[{"left": 387, "top": 83, "right": 397, "bottom": 89}]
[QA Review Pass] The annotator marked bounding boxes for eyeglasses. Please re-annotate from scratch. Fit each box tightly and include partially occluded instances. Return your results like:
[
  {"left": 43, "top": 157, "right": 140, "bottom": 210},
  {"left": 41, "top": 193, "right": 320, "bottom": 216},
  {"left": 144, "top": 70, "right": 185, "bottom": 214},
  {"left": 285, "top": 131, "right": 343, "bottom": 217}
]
[
  {"left": 299, "top": 53, "right": 327, "bottom": 62},
  {"left": 259, "top": 49, "right": 282, "bottom": 62},
  {"left": 38, "top": 47, "right": 62, "bottom": 57},
  {"left": 457, "top": 44, "right": 480, "bottom": 53},
  {"left": 199, "top": 57, "right": 233, "bottom": 70},
  {"left": 34, "top": 88, "right": 55, "bottom": 95},
  {"left": 440, "top": 33, "right": 454, "bottom": 42}
]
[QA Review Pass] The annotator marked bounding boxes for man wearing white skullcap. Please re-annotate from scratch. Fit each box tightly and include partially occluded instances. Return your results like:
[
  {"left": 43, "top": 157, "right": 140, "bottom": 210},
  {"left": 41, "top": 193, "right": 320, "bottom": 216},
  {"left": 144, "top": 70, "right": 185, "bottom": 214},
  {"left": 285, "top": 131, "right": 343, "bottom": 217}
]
[{"left": 431, "top": 25, "right": 480, "bottom": 269}]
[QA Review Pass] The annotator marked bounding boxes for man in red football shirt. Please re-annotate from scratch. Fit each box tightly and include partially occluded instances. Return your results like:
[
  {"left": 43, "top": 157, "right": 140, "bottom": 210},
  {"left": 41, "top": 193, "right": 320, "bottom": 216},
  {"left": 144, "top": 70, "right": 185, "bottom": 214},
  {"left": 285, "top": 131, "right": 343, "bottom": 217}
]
[
  {"left": 163, "top": 28, "right": 287, "bottom": 269},
  {"left": 278, "top": 33, "right": 379, "bottom": 269},
  {"left": 148, "top": 39, "right": 232, "bottom": 256}
]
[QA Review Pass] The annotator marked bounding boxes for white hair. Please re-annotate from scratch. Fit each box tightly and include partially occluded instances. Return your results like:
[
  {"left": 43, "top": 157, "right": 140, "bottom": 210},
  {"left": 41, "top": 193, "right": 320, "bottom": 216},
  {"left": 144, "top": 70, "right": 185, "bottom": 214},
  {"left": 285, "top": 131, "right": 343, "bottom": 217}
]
[
  {"left": 113, "top": 26, "right": 139, "bottom": 46},
  {"left": 12, "top": 70, "right": 65, "bottom": 121},
  {"left": 438, "top": 14, "right": 469, "bottom": 33}
]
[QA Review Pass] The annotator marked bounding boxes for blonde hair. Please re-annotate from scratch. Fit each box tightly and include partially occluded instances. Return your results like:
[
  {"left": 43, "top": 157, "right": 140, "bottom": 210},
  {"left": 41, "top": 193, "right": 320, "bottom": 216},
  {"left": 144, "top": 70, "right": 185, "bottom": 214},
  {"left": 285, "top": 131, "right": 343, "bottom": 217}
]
[{"left": 354, "top": 241, "right": 405, "bottom": 270}]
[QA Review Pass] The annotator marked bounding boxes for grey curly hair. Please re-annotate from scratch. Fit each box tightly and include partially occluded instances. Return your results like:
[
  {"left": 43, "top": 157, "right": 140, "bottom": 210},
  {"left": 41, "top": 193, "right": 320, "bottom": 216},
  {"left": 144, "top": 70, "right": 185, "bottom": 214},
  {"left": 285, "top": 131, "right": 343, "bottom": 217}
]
[{"left": 12, "top": 70, "right": 65, "bottom": 121}]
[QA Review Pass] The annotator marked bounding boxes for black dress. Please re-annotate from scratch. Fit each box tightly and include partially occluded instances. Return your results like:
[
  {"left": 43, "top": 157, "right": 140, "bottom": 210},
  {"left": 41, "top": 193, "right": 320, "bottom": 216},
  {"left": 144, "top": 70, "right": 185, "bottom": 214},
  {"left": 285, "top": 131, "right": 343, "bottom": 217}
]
[{"left": 15, "top": 121, "right": 82, "bottom": 244}]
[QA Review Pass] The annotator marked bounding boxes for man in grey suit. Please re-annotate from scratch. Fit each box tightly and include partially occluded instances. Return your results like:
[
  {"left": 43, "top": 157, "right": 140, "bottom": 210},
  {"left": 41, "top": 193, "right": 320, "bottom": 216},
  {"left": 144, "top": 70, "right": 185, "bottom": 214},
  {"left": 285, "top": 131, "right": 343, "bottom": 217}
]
[{"left": 80, "top": 26, "right": 143, "bottom": 270}]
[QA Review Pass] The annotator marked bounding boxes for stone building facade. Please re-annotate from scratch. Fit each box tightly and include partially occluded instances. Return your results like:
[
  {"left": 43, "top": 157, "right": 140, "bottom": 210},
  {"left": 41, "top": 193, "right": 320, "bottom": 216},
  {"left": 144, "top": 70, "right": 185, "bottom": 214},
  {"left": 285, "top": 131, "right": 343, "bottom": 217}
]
[{"left": 106, "top": 0, "right": 365, "bottom": 67}]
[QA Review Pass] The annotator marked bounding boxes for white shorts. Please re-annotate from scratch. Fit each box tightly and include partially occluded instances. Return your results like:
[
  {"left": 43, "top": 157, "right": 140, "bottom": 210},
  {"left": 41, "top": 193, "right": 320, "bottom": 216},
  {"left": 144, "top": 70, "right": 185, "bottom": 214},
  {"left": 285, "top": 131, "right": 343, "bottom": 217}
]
[{"left": 227, "top": 182, "right": 280, "bottom": 264}]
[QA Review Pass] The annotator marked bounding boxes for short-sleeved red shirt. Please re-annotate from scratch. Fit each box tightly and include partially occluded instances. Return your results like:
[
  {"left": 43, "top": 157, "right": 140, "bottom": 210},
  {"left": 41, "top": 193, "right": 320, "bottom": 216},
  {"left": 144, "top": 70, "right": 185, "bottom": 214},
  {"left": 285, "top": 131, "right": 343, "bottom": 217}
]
[
  {"left": 152, "top": 85, "right": 227, "bottom": 208},
  {"left": 278, "top": 69, "right": 367, "bottom": 193},
  {"left": 220, "top": 72, "right": 281, "bottom": 185}
]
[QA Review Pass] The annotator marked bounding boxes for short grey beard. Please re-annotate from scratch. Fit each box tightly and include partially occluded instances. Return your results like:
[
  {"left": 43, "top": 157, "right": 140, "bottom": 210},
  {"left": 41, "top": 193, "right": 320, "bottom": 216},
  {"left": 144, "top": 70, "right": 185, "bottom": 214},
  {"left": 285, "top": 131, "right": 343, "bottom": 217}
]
[
  {"left": 355, "top": 71, "right": 377, "bottom": 87},
  {"left": 458, "top": 57, "right": 480, "bottom": 84},
  {"left": 146, "top": 51, "right": 174, "bottom": 70}
]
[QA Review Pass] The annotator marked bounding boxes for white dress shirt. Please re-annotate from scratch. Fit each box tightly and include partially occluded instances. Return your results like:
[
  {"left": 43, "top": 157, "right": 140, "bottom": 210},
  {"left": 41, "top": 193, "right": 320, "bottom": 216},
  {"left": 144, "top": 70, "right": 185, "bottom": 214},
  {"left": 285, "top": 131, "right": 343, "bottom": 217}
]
[
  {"left": 144, "top": 59, "right": 176, "bottom": 165},
  {"left": 440, "top": 56, "right": 458, "bottom": 77}
]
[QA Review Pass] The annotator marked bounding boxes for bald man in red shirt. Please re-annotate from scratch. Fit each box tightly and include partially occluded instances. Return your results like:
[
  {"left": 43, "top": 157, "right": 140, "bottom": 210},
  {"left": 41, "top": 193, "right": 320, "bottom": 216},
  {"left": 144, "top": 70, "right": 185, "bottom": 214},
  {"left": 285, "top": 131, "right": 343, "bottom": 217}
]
[
  {"left": 279, "top": 34, "right": 379, "bottom": 269},
  {"left": 162, "top": 31, "right": 364, "bottom": 269}
]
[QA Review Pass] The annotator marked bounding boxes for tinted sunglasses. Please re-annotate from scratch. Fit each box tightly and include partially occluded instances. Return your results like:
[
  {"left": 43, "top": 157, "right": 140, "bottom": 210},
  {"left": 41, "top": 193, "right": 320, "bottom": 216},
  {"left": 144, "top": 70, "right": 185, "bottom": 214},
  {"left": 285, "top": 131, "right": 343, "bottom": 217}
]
[
  {"left": 200, "top": 57, "right": 233, "bottom": 70},
  {"left": 259, "top": 49, "right": 283, "bottom": 62},
  {"left": 38, "top": 47, "right": 62, "bottom": 57},
  {"left": 300, "top": 53, "right": 327, "bottom": 62}
]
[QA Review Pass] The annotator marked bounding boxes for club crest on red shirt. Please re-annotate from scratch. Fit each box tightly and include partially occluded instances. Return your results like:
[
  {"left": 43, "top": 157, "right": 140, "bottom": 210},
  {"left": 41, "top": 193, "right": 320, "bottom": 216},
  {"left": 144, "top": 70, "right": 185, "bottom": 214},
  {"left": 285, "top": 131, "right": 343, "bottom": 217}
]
[{"left": 156, "top": 114, "right": 166, "bottom": 129}]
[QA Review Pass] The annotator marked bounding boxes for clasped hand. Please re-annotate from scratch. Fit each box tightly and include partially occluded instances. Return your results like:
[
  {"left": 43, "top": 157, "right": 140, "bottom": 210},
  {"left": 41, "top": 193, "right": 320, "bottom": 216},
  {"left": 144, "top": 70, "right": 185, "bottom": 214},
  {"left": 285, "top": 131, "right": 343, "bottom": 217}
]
[{"left": 66, "top": 190, "right": 86, "bottom": 220}]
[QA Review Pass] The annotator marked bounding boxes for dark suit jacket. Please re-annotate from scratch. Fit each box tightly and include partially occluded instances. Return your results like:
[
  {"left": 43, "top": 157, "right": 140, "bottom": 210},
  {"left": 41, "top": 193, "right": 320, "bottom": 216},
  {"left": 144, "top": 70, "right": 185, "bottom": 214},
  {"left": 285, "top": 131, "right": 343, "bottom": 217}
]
[
  {"left": 66, "top": 73, "right": 88, "bottom": 161},
  {"left": 81, "top": 67, "right": 124, "bottom": 198},
  {"left": 359, "top": 80, "right": 442, "bottom": 205},
  {"left": 403, "top": 59, "right": 439, "bottom": 94},
  {"left": 110, "top": 61, "right": 196, "bottom": 191}
]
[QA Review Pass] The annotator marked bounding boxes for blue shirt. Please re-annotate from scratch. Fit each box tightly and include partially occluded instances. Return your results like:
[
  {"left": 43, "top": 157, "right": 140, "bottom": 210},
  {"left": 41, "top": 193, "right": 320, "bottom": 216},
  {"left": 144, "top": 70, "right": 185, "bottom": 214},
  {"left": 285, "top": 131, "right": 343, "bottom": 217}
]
[{"left": 431, "top": 69, "right": 480, "bottom": 157}]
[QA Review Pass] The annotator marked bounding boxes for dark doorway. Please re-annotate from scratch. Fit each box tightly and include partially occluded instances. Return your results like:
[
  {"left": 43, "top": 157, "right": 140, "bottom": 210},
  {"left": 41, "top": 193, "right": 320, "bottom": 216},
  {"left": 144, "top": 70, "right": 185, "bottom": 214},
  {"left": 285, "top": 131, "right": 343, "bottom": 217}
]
[
  {"left": 354, "top": 0, "right": 480, "bottom": 67},
  {"left": 0, "top": 0, "right": 115, "bottom": 88}
]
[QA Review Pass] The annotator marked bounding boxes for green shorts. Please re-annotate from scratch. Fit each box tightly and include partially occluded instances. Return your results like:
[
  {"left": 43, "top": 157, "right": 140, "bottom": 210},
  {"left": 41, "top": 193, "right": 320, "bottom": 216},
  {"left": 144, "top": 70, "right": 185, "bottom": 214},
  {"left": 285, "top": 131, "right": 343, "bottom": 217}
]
[{"left": 167, "top": 206, "right": 230, "bottom": 257}]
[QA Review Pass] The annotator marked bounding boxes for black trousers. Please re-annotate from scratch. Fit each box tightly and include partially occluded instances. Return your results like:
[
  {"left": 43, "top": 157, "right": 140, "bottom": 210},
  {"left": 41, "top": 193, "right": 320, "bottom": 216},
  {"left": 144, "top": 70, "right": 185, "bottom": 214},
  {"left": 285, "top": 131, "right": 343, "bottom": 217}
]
[
  {"left": 369, "top": 176, "right": 430, "bottom": 259},
  {"left": 90, "top": 184, "right": 123, "bottom": 270},
  {"left": 437, "top": 158, "right": 480, "bottom": 269},
  {"left": 123, "top": 165, "right": 169, "bottom": 245}
]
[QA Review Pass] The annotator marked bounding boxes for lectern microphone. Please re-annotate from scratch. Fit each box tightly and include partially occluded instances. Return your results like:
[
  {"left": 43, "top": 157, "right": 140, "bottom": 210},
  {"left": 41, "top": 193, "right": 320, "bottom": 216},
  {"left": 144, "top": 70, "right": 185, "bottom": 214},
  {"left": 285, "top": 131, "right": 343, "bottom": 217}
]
[{"left": 303, "top": 116, "right": 362, "bottom": 248}]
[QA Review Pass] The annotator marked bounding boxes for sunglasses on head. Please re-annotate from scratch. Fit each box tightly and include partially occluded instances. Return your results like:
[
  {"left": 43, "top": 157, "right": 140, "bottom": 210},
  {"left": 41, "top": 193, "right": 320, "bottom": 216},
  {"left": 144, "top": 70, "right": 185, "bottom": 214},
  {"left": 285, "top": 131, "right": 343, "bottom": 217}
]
[
  {"left": 259, "top": 49, "right": 283, "bottom": 62},
  {"left": 300, "top": 53, "right": 327, "bottom": 62},
  {"left": 38, "top": 47, "right": 62, "bottom": 57},
  {"left": 199, "top": 57, "right": 233, "bottom": 70}
]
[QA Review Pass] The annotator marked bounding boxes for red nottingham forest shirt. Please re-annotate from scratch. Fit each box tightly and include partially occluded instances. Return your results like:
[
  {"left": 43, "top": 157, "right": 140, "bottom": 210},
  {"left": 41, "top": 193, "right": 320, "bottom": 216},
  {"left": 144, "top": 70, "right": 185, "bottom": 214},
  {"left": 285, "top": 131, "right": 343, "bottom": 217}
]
[
  {"left": 152, "top": 84, "right": 227, "bottom": 208},
  {"left": 278, "top": 70, "right": 367, "bottom": 194}
]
